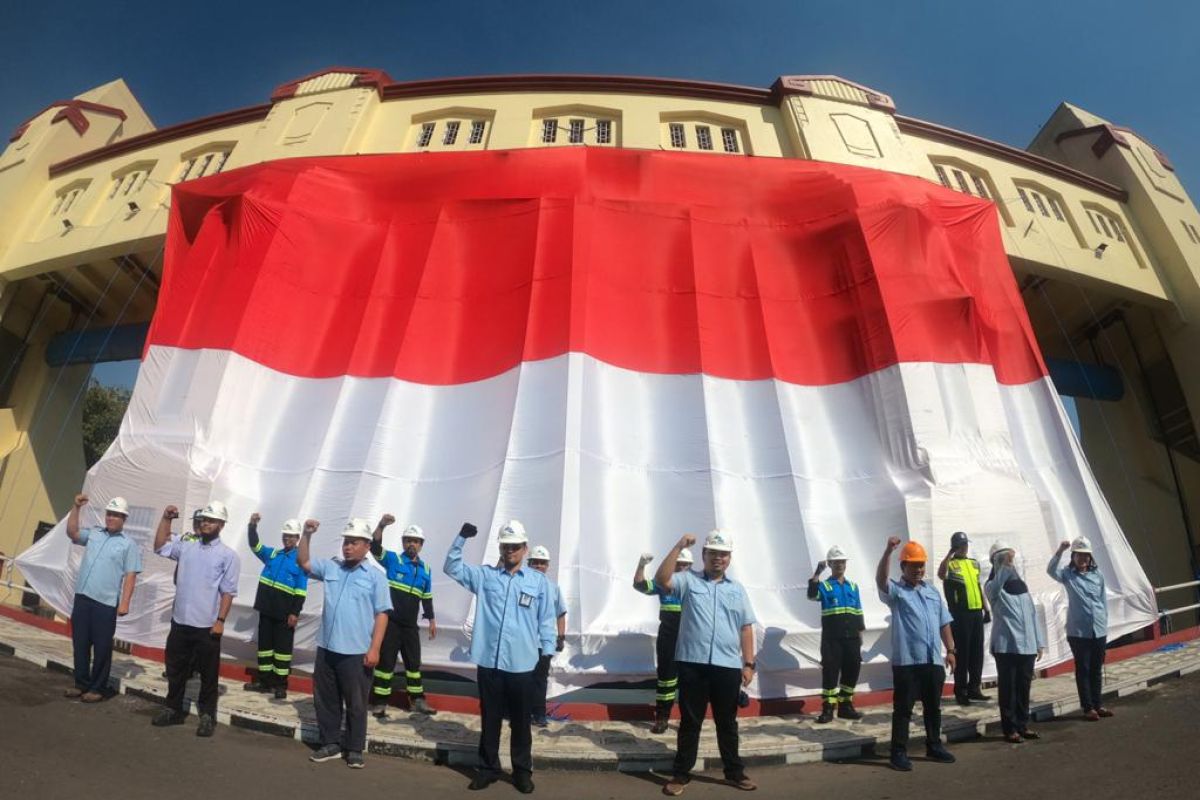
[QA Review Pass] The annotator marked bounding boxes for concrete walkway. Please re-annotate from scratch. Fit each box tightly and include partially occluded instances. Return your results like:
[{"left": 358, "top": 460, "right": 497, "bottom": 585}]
[{"left": 2, "top": 613, "right": 1197, "bottom": 772}]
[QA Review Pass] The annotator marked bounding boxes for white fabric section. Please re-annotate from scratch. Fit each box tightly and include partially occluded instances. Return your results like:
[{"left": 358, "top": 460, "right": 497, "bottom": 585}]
[{"left": 16, "top": 348, "right": 1156, "bottom": 697}]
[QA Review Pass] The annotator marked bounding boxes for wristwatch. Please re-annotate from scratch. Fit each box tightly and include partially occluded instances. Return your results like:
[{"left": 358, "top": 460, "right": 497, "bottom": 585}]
[
  {"left": 946, "top": 648, "right": 956, "bottom": 655},
  {"left": 217, "top": 617, "right": 227, "bottom": 623},
  {"left": 744, "top": 661, "right": 757, "bottom": 670}
]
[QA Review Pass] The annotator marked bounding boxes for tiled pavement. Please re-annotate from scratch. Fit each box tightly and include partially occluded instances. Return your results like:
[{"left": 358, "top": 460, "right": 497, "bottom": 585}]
[{"left": 2, "top": 613, "right": 1197, "bottom": 772}]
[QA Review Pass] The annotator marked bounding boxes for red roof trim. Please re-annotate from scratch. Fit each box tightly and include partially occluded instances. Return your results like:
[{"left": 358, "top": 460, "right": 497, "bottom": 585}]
[
  {"left": 48, "top": 104, "right": 270, "bottom": 178},
  {"left": 770, "top": 75, "right": 896, "bottom": 113},
  {"left": 10, "top": 99, "right": 127, "bottom": 142},
  {"left": 1055, "top": 124, "right": 1175, "bottom": 172},
  {"left": 271, "top": 66, "right": 395, "bottom": 101},
  {"left": 897, "top": 115, "right": 1128, "bottom": 201}
]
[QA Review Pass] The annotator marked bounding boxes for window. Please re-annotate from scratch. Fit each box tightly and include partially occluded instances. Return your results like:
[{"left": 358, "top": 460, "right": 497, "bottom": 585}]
[
  {"left": 569, "top": 119, "right": 584, "bottom": 144},
  {"left": 1182, "top": 221, "right": 1200, "bottom": 244},
  {"left": 1048, "top": 196, "right": 1065, "bottom": 222},
  {"left": 1110, "top": 218, "right": 1126, "bottom": 242},
  {"left": 469, "top": 120, "right": 486, "bottom": 144},
  {"left": 695, "top": 125, "right": 713, "bottom": 151},
  {"left": 932, "top": 160, "right": 994, "bottom": 201},
  {"left": 1096, "top": 213, "right": 1113, "bottom": 238},
  {"left": 443, "top": 121, "right": 460, "bottom": 146},
  {"left": 214, "top": 152, "right": 230, "bottom": 174},
  {"left": 1018, "top": 187, "right": 1034, "bottom": 213},
  {"left": 178, "top": 158, "right": 196, "bottom": 182},
  {"left": 542, "top": 119, "right": 558, "bottom": 144},
  {"left": 417, "top": 123, "right": 435, "bottom": 148},
  {"left": 109, "top": 178, "right": 123, "bottom": 199},
  {"left": 721, "top": 128, "right": 740, "bottom": 153},
  {"left": 1031, "top": 191, "right": 1050, "bottom": 218},
  {"left": 596, "top": 119, "right": 612, "bottom": 145},
  {"left": 971, "top": 175, "right": 991, "bottom": 200},
  {"left": 952, "top": 169, "right": 971, "bottom": 194},
  {"left": 669, "top": 123, "right": 686, "bottom": 149},
  {"left": 196, "top": 154, "right": 215, "bottom": 179},
  {"left": 50, "top": 185, "right": 87, "bottom": 217},
  {"left": 934, "top": 165, "right": 950, "bottom": 188}
]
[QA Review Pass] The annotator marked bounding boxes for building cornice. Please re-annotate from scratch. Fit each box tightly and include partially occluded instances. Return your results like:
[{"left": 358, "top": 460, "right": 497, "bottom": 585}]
[
  {"left": 378, "top": 73, "right": 776, "bottom": 105},
  {"left": 1055, "top": 124, "right": 1175, "bottom": 172},
  {"left": 10, "top": 100, "right": 127, "bottom": 142}
]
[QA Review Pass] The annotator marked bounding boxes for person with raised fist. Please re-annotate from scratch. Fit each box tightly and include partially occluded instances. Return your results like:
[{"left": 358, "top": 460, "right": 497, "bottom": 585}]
[
  {"left": 300, "top": 518, "right": 391, "bottom": 769},
  {"left": 444, "top": 520, "right": 556, "bottom": 794},
  {"left": 808, "top": 545, "right": 865, "bottom": 723},
  {"left": 633, "top": 547, "right": 694, "bottom": 734},
  {"left": 64, "top": 493, "right": 141, "bottom": 703},
  {"left": 1048, "top": 537, "right": 1111, "bottom": 721},
  {"left": 244, "top": 512, "right": 308, "bottom": 699}
]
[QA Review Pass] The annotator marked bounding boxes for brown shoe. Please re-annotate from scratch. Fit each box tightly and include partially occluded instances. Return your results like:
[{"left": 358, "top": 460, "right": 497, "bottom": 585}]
[
  {"left": 663, "top": 777, "right": 689, "bottom": 796},
  {"left": 1096, "top": 707, "right": 1114, "bottom": 718},
  {"left": 80, "top": 691, "right": 106, "bottom": 703},
  {"left": 63, "top": 687, "right": 84, "bottom": 698},
  {"left": 1003, "top": 732, "right": 1023, "bottom": 744},
  {"left": 726, "top": 776, "right": 757, "bottom": 791},
  {"left": 1083, "top": 709, "right": 1100, "bottom": 721}
]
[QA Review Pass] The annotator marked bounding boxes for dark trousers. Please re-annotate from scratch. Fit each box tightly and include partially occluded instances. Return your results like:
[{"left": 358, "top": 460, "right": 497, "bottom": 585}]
[
  {"left": 164, "top": 621, "right": 222, "bottom": 716},
  {"left": 950, "top": 610, "right": 984, "bottom": 696},
  {"left": 313, "top": 647, "right": 371, "bottom": 753},
  {"left": 532, "top": 652, "right": 553, "bottom": 719},
  {"left": 371, "top": 619, "right": 425, "bottom": 705},
  {"left": 655, "top": 622, "right": 680, "bottom": 715},
  {"left": 819, "top": 636, "right": 862, "bottom": 703},
  {"left": 994, "top": 652, "right": 1035, "bottom": 734},
  {"left": 254, "top": 614, "right": 295, "bottom": 686},
  {"left": 1067, "top": 636, "right": 1107, "bottom": 711},
  {"left": 477, "top": 666, "right": 534, "bottom": 778},
  {"left": 672, "top": 661, "right": 745, "bottom": 781},
  {"left": 71, "top": 593, "right": 118, "bottom": 694},
  {"left": 890, "top": 664, "right": 945, "bottom": 752}
]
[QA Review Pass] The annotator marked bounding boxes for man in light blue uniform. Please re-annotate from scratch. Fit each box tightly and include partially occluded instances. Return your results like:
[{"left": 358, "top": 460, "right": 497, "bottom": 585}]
[
  {"left": 655, "top": 530, "right": 758, "bottom": 797},
  {"left": 64, "top": 493, "right": 142, "bottom": 702},
  {"left": 300, "top": 517, "right": 392, "bottom": 769},
  {"left": 444, "top": 520, "right": 556, "bottom": 794}
]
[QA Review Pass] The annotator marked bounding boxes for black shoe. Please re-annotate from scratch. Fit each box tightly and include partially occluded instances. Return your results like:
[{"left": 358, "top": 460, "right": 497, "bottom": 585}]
[
  {"left": 514, "top": 773, "right": 535, "bottom": 794},
  {"left": 196, "top": 713, "right": 216, "bottom": 737},
  {"left": 531, "top": 714, "right": 548, "bottom": 727},
  {"left": 650, "top": 715, "right": 670, "bottom": 735},
  {"left": 468, "top": 773, "right": 497, "bottom": 791},
  {"left": 411, "top": 696, "right": 438, "bottom": 715},
  {"left": 967, "top": 690, "right": 991, "bottom": 702},
  {"left": 815, "top": 703, "right": 835, "bottom": 724},
  {"left": 925, "top": 743, "right": 955, "bottom": 763},
  {"left": 346, "top": 751, "right": 364, "bottom": 769},
  {"left": 309, "top": 743, "right": 343, "bottom": 763},
  {"left": 371, "top": 704, "right": 388, "bottom": 719},
  {"left": 152, "top": 709, "right": 187, "bottom": 727},
  {"left": 837, "top": 701, "right": 863, "bottom": 720},
  {"left": 243, "top": 680, "right": 268, "bottom": 693},
  {"left": 955, "top": 694, "right": 971, "bottom": 707},
  {"left": 274, "top": 687, "right": 287, "bottom": 700},
  {"left": 889, "top": 749, "right": 913, "bottom": 771}
]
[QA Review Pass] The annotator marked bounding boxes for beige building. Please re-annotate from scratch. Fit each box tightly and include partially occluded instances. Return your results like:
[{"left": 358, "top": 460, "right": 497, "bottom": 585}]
[{"left": 1, "top": 68, "right": 1198, "bottom": 623}]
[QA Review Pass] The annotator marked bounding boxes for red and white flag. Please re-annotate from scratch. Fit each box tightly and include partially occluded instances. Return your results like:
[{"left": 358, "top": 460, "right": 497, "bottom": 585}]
[{"left": 19, "top": 148, "right": 1156, "bottom": 693}]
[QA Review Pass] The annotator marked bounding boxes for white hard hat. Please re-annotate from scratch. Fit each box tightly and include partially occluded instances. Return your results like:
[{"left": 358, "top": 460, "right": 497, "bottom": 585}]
[
  {"left": 826, "top": 545, "right": 847, "bottom": 561},
  {"left": 401, "top": 524, "right": 425, "bottom": 541},
  {"left": 342, "top": 517, "right": 373, "bottom": 540},
  {"left": 703, "top": 529, "right": 733, "bottom": 553},
  {"left": 497, "top": 520, "right": 528, "bottom": 545},
  {"left": 104, "top": 497, "right": 129, "bottom": 516},
  {"left": 989, "top": 541, "right": 1014, "bottom": 560},
  {"left": 198, "top": 501, "right": 228, "bottom": 522},
  {"left": 280, "top": 519, "right": 303, "bottom": 536},
  {"left": 678, "top": 548, "right": 694, "bottom": 564},
  {"left": 529, "top": 545, "right": 551, "bottom": 561},
  {"left": 1070, "top": 536, "right": 1093, "bottom": 554}
]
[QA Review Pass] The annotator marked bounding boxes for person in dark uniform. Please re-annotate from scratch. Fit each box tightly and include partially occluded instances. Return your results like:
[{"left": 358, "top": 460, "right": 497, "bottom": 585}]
[
  {"left": 807, "top": 544, "right": 864, "bottom": 723},
  {"left": 937, "top": 531, "right": 991, "bottom": 705},
  {"left": 244, "top": 513, "right": 308, "bottom": 699},
  {"left": 633, "top": 547, "right": 694, "bottom": 734}
]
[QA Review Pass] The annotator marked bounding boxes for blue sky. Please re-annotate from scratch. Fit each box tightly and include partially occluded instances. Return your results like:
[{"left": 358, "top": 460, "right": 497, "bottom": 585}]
[{"left": 4, "top": 1, "right": 1197, "bottom": 388}]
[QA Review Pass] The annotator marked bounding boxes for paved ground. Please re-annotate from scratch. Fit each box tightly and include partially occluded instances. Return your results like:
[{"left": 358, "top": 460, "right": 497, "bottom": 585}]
[{"left": 3, "top": 652, "right": 1198, "bottom": 800}]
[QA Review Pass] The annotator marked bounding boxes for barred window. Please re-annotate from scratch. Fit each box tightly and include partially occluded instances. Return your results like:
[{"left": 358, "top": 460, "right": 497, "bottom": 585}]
[
  {"left": 694, "top": 125, "right": 713, "bottom": 151},
  {"left": 109, "top": 178, "right": 123, "bottom": 199},
  {"left": 568, "top": 119, "right": 584, "bottom": 144},
  {"left": 178, "top": 158, "right": 196, "bottom": 183},
  {"left": 669, "top": 123, "right": 686, "bottom": 148},
  {"left": 469, "top": 120, "right": 486, "bottom": 144},
  {"left": 953, "top": 169, "right": 971, "bottom": 194},
  {"left": 1031, "top": 191, "right": 1050, "bottom": 218},
  {"left": 1096, "top": 213, "right": 1113, "bottom": 238},
  {"left": 721, "top": 128, "right": 739, "bottom": 153},
  {"left": 443, "top": 121, "right": 460, "bottom": 146},
  {"left": 933, "top": 165, "right": 950, "bottom": 188},
  {"left": 1111, "top": 218, "right": 1126, "bottom": 242},
  {"left": 596, "top": 119, "right": 612, "bottom": 144},
  {"left": 542, "top": 119, "right": 558, "bottom": 144},
  {"left": 971, "top": 175, "right": 991, "bottom": 200},
  {"left": 214, "top": 152, "right": 230, "bottom": 174},
  {"left": 1017, "top": 188, "right": 1034, "bottom": 213},
  {"left": 1048, "top": 196, "right": 1065, "bottom": 221},
  {"left": 417, "top": 123, "right": 435, "bottom": 148}
]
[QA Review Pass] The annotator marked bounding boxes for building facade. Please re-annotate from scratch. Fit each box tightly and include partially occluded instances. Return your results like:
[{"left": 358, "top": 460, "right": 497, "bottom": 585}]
[{"left": 1, "top": 68, "right": 1198, "bottom": 621}]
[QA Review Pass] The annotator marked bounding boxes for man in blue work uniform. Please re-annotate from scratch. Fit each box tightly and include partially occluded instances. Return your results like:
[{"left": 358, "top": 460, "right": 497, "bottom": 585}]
[
  {"left": 244, "top": 512, "right": 308, "bottom": 699},
  {"left": 526, "top": 544, "right": 567, "bottom": 727},
  {"left": 876, "top": 537, "right": 957, "bottom": 772},
  {"left": 655, "top": 530, "right": 758, "bottom": 797},
  {"left": 64, "top": 493, "right": 142, "bottom": 702},
  {"left": 300, "top": 518, "right": 392, "bottom": 769},
  {"left": 152, "top": 500, "right": 241, "bottom": 737},
  {"left": 444, "top": 520, "right": 556, "bottom": 794},
  {"left": 369, "top": 514, "right": 438, "bottom": 716},
  {"left": 808, "top": 544, "right": 864, "bottom": 723},
  {"left": 633, "top": 547, "right": 694, "bottom": 733}
]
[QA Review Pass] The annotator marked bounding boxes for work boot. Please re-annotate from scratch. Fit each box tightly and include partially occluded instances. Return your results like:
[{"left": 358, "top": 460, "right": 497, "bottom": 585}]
[
  {"left": 468, "top": 772, "right": 497, "bottom": 791},
  {"left": 925, "top": 742, "right": 955, "bottom": 763},
  {"left": 244, "top": 678, "right": 269, "bottom": 693},
  {"left": 967, "top": 689, "right": 991, "bottom": 702},
  {"left": 151, "top": 708, "right": 187, "bottom": 727},
  {"left": 513, "top": 772, "right": 535, "bottom": 794},
  {"left": 815, "top": 702, "right": 836, "bottom": 724},
  {"left": 411, "top": 696, "right": 437, "bottom": 715},
  {"left": 650, "top": 711, "right": 670, "bottom": 735},
  {"left": 889, "top": 748, "right": 912, "bottom": 771},
  {"left": 837, "top": 700, "right": 863, "bottom": 720},
  {"left": 274, "top": 685, "right": 288, "bottom": 700},
  {"left": 531, "top": 713, "right": 548, "bottom": 727},
  {"left": 371, "top": 703, "right": 389, "bottom": 719},
  {"left": 196, "top": 713, "right": 216, "bottom": 737},
  {"left": 955, "top": 693, "right": 971, "bottom": 707}
]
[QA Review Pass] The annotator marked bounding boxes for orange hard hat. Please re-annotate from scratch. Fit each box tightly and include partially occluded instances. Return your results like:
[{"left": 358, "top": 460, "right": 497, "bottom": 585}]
[{"left": 900, "top": 541, "right": 927, "bottom": 563}]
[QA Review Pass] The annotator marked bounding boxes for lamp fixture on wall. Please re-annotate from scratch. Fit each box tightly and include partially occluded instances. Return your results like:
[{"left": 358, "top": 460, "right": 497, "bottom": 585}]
[
  {"left": 61, "top": 219, "right": 73, "bottom": 231},
  {"left": 1094, "top": 242, "right": 1108, "bottom": 259}
]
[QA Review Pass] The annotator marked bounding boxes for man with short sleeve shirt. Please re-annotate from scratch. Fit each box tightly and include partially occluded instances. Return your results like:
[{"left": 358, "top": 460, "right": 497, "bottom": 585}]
[
  {"left": 876, "top": 536, "right": 957, "bottom": 771},
  {"left": 151, "top": 500, "right": 240, "bottom": 737},
  {"left": 300, "top": 518, "right": 392, "bottom": 769},
  {"left": 64, "top": 493, "right": 142, "bottom": 702},
  {"left": 655, "top": 530, "right": 758, "bottom": 796},
  {"left": 444, "top": 520, "right": 556, "bottom": 794}
]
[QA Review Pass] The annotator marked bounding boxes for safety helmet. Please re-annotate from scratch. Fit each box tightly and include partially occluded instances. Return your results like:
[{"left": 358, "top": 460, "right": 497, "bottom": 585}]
[
  {"left": 280, "top": 519, "right": 303, "bottom": 537},
  {"left": 342, "top": 517, "right": 373, "bottom": 540},
  {"left": 104, "top": 497, "right": 129, "bottom": 517},
  {"left": 529, "top": 545, "right": 551, "bottom": 561},
  {"left": 826, "top": 545, "right": 848, "bottom": 562},
  {"left": 899, "top": 541, "right": 927, "bottom": 563},
  {"left": 989, "top": 541, "right": 1014, "bottom": 561},
  {"left": 401, "top": 524, "right": 425, "bottom": 541},
  {"left": 951, "top": 531, "right": 969, "bottom": 549},
  {"left": 198, "top": 501, "right": 229, "bottom": 522},
  {"left": 704, "top": 529, "right": 733, "bottom": 553},
  {"left": 678, "top": 548, "right": 695, "bottom": 564},
  {"left": 1070, "top": 536, "right": 1093, "bottom": 554},
  {"left": 497, "top": 520, "right": 528, "bottom": 545}
]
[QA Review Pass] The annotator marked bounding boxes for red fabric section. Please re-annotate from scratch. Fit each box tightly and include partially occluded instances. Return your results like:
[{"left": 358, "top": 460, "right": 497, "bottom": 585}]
[{"left": 152, "top": 148, "right": 1046, "bottom": 386}]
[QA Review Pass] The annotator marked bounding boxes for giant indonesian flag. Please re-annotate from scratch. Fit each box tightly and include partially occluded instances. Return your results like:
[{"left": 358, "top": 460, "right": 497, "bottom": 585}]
[{"left": 17, "top": 148, "right": 1157, "bottom": 696}]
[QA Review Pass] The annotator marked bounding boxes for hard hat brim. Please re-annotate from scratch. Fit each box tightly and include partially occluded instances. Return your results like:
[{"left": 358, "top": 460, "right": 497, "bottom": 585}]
[{"left": 703, "top": 545, "right": 733, "bottom": 553}]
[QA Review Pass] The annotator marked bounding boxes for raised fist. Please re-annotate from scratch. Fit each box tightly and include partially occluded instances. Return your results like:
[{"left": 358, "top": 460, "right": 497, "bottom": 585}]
[
  {"left": 74, "top": 494, "right": 89, "bottom": 508},
  {"left": 303, "top": 519, "right": 320, "bottom": 536},
  {"left": 678, "top": 534, "right": 696, "bottom": 549},
  {"left": 1058, "top": 540, "right": 1071, "bottom": 552},
  {"left": 815, "top": 561, "right": 827, "bottom": 573},
  {"left": 379, "top": 513, "right": 396, "bottom": 528},
  {"left": 638, "top": 552, "right": 654, "bottom": 566},
  {"left": 163, "top": 505, "right": 179, "bottom": 521},
  {"left": 459, "top": 522, "right": 478, "bottom": 539},
  {"left": 249, "top": 512, "right": 261, "bottom": 525},
  {"left": 886, "top": 536, "right": 902, "bottom": 549}
]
